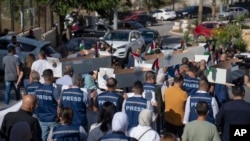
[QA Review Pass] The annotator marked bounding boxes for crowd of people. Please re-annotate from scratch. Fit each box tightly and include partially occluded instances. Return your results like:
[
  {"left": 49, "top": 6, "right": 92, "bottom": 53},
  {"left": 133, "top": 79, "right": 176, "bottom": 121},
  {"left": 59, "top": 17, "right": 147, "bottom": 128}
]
[{"left": 1, "top": 35, "right": 250, "bottom": 141}]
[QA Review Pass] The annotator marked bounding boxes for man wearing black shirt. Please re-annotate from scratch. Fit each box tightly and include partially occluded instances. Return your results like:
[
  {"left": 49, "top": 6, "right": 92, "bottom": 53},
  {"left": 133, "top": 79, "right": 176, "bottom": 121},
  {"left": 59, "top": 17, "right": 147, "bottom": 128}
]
[
  {"left": 0, "top": 95, "right": 42, "bottom": 141},
  {"left": 215, "top": 86, "right": 250, "bottom": 141}
]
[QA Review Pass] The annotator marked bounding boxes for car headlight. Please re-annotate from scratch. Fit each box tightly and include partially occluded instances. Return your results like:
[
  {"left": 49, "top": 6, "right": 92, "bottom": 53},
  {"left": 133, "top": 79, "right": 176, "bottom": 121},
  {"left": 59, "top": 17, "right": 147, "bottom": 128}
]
[{"left": 117, "top": 45, "right": 127, "bottom": 49}]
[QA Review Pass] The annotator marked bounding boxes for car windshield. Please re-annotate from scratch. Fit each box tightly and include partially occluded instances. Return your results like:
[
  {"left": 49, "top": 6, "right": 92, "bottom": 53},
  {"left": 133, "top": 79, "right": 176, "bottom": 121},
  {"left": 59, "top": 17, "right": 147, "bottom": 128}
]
[
  {"left": 141, "top": 31, "right": 154, "bottom": 39},
  {"left": 69, "top": 38, "right": 96, "bottom": 50},
  {"left": 130, "top": 22, "right": 144, "bottom": 29},
  {"left": 40, "top": 44, "right": 57, "bottom": 54},
  {"left": 104, "top": 32, "right": 129, "bottom": 41},
  {"left": 224, "top": 9, "right": 231, "bottom": 12}
]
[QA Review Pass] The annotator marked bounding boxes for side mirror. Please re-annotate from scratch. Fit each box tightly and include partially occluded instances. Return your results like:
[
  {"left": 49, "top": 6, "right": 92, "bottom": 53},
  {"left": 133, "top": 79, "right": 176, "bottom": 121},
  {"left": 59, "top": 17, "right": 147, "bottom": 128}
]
[{"left": 99, "top": 37, "right": 104, "bottom": 40}]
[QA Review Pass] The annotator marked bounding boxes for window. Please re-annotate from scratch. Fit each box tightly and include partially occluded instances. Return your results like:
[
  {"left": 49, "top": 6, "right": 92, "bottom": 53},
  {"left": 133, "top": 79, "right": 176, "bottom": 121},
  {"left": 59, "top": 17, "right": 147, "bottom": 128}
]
[
  {"left": 134, "top": 32, "right": 140, "bottom": 39},
  {"left": 156, "top": 10, "right": 163, "bottom": 13},
  {"left": 204, "top": 23, "right": 215, "bottom": 29},
  {"left": 104, "top": 32, "right": 129, "bottom": 41},
  {"left": 40, "top": 45, "right": 57, "bottom": 54},
  {"left": 238, "top": 8, "right": 243, "bottom": 11},
  {"left": 21, "top": 43, "right": 36, "bottom": 52}
]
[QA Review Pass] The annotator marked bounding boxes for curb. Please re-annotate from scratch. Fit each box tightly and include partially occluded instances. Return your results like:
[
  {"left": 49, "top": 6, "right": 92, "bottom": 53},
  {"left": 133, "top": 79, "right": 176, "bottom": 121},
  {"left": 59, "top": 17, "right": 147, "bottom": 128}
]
[{"left": 169, "top": 30, "right": 183, "bottom": 36}]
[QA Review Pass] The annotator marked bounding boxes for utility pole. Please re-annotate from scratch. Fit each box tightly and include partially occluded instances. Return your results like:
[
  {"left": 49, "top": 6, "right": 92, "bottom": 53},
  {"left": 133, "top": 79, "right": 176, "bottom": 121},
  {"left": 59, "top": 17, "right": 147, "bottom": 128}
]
[
  {"left": 10, "top": 0, "right": 14, "bottom": 31},
  {"left": 113, "top": 6, "right": 118, "bottom": 30},
  {"left": 172, "top": 0, "right": 175, "bottom": 11},
  {"left": 30, "top": 0, "right": 33, "bottom": 27},
  {"left": 20, "top": 0, "right": 24, "bottom": 32}
]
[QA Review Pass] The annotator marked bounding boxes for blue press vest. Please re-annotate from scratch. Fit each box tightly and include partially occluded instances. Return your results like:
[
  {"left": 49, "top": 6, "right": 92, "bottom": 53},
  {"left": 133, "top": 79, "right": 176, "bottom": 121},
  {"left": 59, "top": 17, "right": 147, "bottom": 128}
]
[
  {"left": 61, "top": 88, "right": 87, "bottom": 128},
  {"left": 143, "top": 82, "right": 156, "bottom": 101},
  {"left": 183, "top": 76, "right": 199, "bottom": 96},
  {"left": 35, "top": 84, "right": 58, "bottom": 122},
  {"left": 100, "top": 132, "right": 132, "bottom": 141},
  {"left": 125, "top": 96, "right": 148, "bottom": 129},
  {"left": 97, "top": 91, "right": 122, "bottom": 111},
  {"left": 189, "top": 92, "right": 214, "bottom": 123},
  {"left": 26, "top": 82, "right": 41, "bottom": 95},
  {"left": 143, "top": 82, "right": 156, "bottom": 91},
  {"left": 52, "top": 124, "right": 80, "bottom": 141}
]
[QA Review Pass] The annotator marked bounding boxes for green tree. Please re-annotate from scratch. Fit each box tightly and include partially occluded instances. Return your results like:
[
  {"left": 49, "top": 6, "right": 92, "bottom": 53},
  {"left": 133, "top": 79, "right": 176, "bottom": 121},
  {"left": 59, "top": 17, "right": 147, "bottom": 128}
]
[{"left": 83, "top": 0, "right": 121, "bottom": 24}]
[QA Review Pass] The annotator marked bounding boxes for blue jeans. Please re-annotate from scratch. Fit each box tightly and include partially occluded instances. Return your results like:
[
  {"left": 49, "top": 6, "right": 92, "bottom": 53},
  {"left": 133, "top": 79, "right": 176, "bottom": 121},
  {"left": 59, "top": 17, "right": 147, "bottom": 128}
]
[
  {"left": 39, "top": 121, "right": 57, "bottom": 141},
  {"left": 4, "top": 81, "right": 20, "bottom": 105},
  {"left": 23, "top": 78, "right": 30, "bottom": 90}
]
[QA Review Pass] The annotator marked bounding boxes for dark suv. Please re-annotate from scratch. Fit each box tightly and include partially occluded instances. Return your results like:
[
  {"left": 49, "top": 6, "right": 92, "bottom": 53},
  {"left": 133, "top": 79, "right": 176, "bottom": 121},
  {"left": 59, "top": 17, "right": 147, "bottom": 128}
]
[
  {"left": 125, "top": 14, "right": 157, "bottom": 27},
  {"left": 176, "top": 6, "right": 212, "bottom": 19}
]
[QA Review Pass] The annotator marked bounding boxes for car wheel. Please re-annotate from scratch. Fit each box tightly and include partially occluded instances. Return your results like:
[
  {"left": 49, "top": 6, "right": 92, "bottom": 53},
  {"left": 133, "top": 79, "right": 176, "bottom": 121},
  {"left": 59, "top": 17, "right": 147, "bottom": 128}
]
[
  {"left": 146, "top": 21, "right": 152, "bottom": 27},
  {"left": 197, "top": 35, "right": 206, "bottom": 43}
]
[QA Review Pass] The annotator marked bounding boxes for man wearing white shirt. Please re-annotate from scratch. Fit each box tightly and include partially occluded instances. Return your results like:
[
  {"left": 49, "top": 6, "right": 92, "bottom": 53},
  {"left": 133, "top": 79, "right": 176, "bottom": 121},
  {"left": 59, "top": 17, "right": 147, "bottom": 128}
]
[
  {"left": 183, "top": 78, "right": 219, "bottom": 124},
  {"left": 30, "top": 50, "right": 48, "bottom": 83},
  {"left": 56, "top": 65, "right": 73, "bottom": 86}
]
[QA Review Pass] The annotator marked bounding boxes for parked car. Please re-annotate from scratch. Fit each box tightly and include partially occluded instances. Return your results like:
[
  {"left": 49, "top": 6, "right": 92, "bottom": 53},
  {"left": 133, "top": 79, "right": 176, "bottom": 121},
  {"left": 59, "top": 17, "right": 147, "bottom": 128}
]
[
  {"left": 139, "top": 28, "right": 163, "bottom": 49},
  {"left": 66, "top": 23, "right": 112, "bottom": 38},
  {"left": 117, "top": 21, "right": 145, "bottom": 30},
  {"left": 193, "top": 21, "right": 226, "bottom": 42},
  {"left": 124, "top": 10, "right": 147, "bottom": 20},
  {"left": 125, "top": 14, "right": 157, "bottom": 27},
  {"left": 176, "top": 6, "right": 212, "bottom": 19},
  {"left": 151, "top": 9, "right": 176, "bottom": 20},
  {"left": 65, "top": 37, "right": 111, "bottom": 53},
  {"left": 230, "top": 2, "right": 250, "bottom": 12},
  {"left": 219, "top": 7, "right": 249, "bottom": 20},
  {"left": 0, "top": 36, "right": 61, "bottom": 70},
  {"left": 79, "top": 23, "right": 113, "bottom": 38},
  {"left": 103, "top": 30, "right": 146, "bottom": 61}
]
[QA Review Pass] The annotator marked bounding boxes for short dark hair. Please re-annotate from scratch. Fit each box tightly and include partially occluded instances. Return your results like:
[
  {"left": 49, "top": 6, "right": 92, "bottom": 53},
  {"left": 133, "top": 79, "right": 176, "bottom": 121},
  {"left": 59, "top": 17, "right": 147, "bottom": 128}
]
[
  {"left": 199, "top": 78, "right": 209, "bottom": 88},
  {"left": 133, "top": 81, "right": 144, "bottom": 94},
  {"left": 174, "top": 75, "right": 184, "bottom": 83},
  {"left": 145, "top": 71, "right": 156, "bottom": 81},
  {"left": 232, "top": 86, "right": 245, "bottom": 97},
  {"left": 7, "top": 46, "right": 15, "bottom": 53},
  {"left": 42, "top": 69, "right": 53, "bottom": 79},
  {"left": 189, "top": 65, "right": 199, "bottom": 74},
  {"left": 182, "top": 57, "right": 189, "bottom": 65},
  {"left": 106, "top": 77, "right": 117, "bottom": 88},
  {"left": 59, "top": 107, "right": 74, "bottom": 124},
  {"left": 39, "top": 50, "right": 46, "bottom": 59},
  {"left": 196, "top": 101, "right": 209, "bottom": 116}
]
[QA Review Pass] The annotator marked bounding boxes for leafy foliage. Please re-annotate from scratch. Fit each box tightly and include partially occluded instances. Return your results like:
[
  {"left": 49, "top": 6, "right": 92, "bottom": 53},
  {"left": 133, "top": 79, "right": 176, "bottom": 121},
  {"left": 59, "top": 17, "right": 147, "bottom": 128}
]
[
  {"left": 211, "top": 23, "right": 247, "bottom": 51},
  {"left": 39, "top": 0, "right": 78, "bottom": 16}
]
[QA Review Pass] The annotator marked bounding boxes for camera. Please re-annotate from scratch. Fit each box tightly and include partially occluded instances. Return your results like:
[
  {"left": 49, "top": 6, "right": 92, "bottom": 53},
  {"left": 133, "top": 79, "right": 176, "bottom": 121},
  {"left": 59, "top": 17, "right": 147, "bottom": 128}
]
[{"left": 234, "top": 55, "right": 250, "bottom": 69}]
